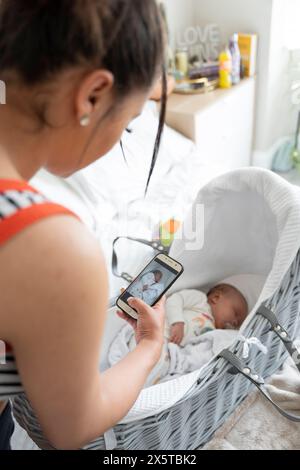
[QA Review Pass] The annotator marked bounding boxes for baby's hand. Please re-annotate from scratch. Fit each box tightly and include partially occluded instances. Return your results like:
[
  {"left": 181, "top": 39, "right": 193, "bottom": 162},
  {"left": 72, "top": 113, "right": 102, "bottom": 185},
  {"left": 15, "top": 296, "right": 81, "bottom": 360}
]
[{"left": 169, "top": 322, "right": 184, "bottom": 345}]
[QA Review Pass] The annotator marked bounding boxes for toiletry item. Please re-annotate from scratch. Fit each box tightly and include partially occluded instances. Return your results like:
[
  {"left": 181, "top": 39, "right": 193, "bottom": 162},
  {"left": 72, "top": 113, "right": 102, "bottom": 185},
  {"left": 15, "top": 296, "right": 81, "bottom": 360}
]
[
  {"left": 167, "top": 46, "right": 175, "bottom": 74},
  {"left": 189, "top": 62, "right": 219, "bottom": 80},
  {"left": 240, "top": 60, "right": 245, "bottom": 80},
  {"left": 175, "top": 47, "right": 189, "bottom": 77},
  {"left": 238, "top": 33, "right": 258, "bottom": 77},
  {"left": 219, "top": 46, "right": 232, "bottom": 89},
  {"left": 229, "top": 34, "right": 241, "bottom": 85},
  {"left": 174, "top": 77, "right": 218, "bottom": 95},
  {"left": 291, "top": 110, "right": 300, "bottom": 171}
]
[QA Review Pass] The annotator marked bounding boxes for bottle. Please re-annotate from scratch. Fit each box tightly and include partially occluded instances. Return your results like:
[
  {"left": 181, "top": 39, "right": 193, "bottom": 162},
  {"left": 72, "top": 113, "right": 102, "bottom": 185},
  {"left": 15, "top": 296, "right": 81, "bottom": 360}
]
[
  {"left": 219, "top": 46, "right": 232, "bottom": 89},
  {"left": 229, "top": 34, "right": 241, "bottom": 85},
  {"left": 167, "top": 45, "right": 175, "bottom": 75},
  {"left": 175, "top": 47, "right": 189, "bottom": 77}
]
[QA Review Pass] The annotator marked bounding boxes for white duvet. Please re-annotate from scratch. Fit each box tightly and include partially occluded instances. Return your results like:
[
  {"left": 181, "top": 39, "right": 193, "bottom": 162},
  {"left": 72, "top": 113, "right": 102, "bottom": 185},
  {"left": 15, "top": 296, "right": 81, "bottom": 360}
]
[{"left": 108, "top": 321, "right": 238, "bottom": 387}]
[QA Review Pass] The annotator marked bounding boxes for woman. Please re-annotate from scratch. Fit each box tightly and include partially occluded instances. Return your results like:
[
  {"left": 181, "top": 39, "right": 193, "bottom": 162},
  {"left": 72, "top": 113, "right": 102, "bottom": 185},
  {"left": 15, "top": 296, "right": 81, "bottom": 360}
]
[{"left": 0, "top": 0, "right": 167, "bottom": 450}]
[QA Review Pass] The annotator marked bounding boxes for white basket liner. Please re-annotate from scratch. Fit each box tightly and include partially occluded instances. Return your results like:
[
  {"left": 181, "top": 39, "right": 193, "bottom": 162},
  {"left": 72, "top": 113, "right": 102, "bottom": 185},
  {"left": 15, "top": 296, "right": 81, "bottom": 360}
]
[{"left": 105, "top": 168, "right": 300, "bottom": 424}]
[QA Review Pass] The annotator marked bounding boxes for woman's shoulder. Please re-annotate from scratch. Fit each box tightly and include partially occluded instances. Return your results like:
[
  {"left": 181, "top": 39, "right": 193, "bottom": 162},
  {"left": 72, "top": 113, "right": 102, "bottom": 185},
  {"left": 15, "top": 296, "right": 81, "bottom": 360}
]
[
  {"left": 2, "top": 211, "right": 104, "bottom": 284},
  {"left": 0, "top": 177, "right": 80, "bottom": 244},
  {"left": 0, "top": 210, "right": 108, "bottom": 339}
]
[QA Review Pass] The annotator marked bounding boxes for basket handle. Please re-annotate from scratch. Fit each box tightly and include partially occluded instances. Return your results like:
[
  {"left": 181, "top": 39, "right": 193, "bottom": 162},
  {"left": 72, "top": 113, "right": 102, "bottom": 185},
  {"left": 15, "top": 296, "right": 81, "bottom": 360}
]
[
  {"left": 112, "top": 236, "right": 169, "bottom": 283},
  {"left": 218, "top": 305, "right": 300, "bottom": 422},
  {"left": 257, "top": 304, "right": 300, "bottom": 370}
]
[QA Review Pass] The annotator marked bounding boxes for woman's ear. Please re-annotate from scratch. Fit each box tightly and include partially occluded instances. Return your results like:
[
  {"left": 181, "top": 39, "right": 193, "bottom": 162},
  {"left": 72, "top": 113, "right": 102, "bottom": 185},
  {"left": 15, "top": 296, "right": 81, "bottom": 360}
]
[{"left": 75, "top": 69, "right": 114, "bottom": 123}]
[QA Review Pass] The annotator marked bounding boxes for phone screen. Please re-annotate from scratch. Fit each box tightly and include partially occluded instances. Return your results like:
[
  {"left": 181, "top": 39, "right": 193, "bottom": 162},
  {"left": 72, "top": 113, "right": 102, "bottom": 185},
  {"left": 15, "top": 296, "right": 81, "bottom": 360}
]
[{"left": 120, "top": 257, "right": 182, "bottom": 307}]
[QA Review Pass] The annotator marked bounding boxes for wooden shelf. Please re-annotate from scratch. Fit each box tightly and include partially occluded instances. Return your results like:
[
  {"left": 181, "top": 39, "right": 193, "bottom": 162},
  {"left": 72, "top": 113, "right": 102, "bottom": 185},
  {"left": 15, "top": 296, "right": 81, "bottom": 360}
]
[{"left": 166, "top": 77, "right": 256, "bottom": 141}]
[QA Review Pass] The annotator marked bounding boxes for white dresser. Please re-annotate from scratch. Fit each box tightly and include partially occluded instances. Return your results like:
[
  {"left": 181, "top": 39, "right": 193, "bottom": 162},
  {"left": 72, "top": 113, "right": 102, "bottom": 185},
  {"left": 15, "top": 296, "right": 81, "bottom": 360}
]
[{"left": 165, "top": 77, "right": 256, "bottom": 171}]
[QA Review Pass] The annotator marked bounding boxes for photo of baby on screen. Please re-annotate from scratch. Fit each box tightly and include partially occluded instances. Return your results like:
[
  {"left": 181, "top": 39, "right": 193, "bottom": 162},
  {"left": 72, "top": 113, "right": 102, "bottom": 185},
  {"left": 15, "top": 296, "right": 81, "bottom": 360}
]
[{"left": 126, "top": 260, "right": 176, "bottom": 306}]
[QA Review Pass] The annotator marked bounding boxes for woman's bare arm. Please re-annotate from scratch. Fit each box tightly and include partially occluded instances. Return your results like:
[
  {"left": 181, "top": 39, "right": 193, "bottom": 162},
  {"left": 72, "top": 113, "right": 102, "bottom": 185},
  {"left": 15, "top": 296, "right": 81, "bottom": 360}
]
[{"left": 1, "top": 216, "right": 164, "bottom": 449}]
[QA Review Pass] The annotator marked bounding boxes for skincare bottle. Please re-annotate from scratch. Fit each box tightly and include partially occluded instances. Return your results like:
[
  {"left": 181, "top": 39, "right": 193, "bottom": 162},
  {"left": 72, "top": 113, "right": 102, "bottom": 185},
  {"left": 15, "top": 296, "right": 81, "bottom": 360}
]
[
  {"left": 229, "top": 33, "right": 241, "bottom": 85},
  {"left": 219, "top": 46, "right": 232, "bottom": 89},
  {"left": 175, "top": 47, "right": 189, "bottom": 77}
]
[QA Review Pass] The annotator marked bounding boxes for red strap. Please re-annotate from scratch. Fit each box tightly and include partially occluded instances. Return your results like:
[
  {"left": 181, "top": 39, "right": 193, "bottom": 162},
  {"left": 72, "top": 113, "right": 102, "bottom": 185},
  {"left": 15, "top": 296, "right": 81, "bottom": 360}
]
[
  {"left": 0, "top": 180, "right": 80, "bottom": 246},
  {"left": 0, "top": 202, "right": 79, "bottom": 246},
  {"left": 0, "top": 179, "right": 40, "bottom": 193},
  {"left": 0, "top": 181, "right": 80, "bottom": 356}
]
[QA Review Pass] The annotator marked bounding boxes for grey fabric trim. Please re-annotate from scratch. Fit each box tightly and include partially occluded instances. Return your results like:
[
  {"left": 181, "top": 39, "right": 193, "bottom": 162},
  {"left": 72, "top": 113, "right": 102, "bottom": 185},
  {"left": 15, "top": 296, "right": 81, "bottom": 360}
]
[
  {"left": 257, "top": 305, "right": 300, "bottom": 371},
  {"left": 219, "top": 329, "right": 300, "bottom": 423}
]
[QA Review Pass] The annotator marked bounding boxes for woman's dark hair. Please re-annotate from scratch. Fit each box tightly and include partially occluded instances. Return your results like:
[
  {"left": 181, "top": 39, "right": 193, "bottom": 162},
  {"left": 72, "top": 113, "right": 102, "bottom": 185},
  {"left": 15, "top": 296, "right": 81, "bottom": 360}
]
[{"left": 0, "top": 0, "right": 167, "bottom": 191}]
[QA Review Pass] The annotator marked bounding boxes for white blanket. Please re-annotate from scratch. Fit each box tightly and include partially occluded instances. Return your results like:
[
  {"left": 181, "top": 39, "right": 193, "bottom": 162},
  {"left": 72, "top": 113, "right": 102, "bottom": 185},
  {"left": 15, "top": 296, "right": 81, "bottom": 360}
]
[{"left": 108, "top": 325, "right": 238, "bottom": 387}]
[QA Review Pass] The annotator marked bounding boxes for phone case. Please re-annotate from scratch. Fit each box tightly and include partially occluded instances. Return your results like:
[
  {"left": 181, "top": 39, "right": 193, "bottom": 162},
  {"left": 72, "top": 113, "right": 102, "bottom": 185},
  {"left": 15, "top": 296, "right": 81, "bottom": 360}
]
[{"left": 116, "top": 255, "right": 184, "bottom": 317}]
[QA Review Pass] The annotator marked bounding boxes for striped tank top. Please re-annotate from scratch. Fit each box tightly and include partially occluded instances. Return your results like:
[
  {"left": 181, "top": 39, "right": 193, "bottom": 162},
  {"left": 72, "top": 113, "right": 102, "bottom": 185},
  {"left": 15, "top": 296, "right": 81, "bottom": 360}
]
[{"left": 0, "top": 179, "right": 77, "bottom": 401}]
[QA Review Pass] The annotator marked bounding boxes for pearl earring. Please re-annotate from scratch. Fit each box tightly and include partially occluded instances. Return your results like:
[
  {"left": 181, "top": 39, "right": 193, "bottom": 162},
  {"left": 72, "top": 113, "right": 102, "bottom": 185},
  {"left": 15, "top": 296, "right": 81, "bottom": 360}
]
[{"left": 80, "top": 114, "right": 91, "bottom": 127}]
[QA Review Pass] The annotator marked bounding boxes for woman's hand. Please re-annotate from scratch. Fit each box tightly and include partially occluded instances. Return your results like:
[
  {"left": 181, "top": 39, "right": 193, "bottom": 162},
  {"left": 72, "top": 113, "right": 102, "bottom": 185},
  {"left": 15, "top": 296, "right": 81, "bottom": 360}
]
[
  {"left": 169, "top": 322, "right": 184, "bottom": 345},
  {"left": 117, "top": 296, "right": 166, "bottom": 361}
]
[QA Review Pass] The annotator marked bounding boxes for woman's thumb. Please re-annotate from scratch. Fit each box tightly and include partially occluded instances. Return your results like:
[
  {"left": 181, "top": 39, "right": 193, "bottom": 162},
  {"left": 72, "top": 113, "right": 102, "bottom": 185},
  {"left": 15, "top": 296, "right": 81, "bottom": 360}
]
[
  {"left": 154, "top": 295, "right": 166, "bottom": 309},
  {"left": 128, "top": 297, "right": 149, "bottom": 315}
]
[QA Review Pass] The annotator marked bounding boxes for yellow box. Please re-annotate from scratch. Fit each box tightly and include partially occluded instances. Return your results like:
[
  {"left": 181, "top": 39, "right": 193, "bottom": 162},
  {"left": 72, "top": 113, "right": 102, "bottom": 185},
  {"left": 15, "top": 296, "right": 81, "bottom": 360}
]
[{"left": 238, "top": 34, "right": 258, "bottom": 77}]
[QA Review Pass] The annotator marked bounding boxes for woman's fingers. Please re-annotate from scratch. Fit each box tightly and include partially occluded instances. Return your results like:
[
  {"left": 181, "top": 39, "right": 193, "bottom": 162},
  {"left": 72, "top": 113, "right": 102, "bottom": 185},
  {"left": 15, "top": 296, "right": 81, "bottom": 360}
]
[
  {"left": 153, "top": 295, "right": 166, "bottom": 311},
  {"left": 118, "top": 289, "right": 137, "bottom": 328},
  {"left": 116, "top": 310, "right": 127, "bottom": 323},
  {"left": 116, "top": 310, "right": 137, "bottom": 330},
  {"left": 127, "top": 297, "right": 149, "bottom": 315}
]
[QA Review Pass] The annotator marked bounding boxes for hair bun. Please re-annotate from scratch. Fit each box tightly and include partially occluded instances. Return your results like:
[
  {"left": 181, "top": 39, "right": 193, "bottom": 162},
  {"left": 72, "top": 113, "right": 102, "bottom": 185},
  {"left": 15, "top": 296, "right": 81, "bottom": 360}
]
[{"left": 0, "top": 0, "right": 164, "bottom": 89}]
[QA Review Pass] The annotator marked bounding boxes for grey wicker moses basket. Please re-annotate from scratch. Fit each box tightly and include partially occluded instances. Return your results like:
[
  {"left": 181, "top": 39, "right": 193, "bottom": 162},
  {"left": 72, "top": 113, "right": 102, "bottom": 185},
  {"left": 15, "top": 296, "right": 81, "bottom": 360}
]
[{"left": 13, "top": 168, "right": 300, "bottom": 450}]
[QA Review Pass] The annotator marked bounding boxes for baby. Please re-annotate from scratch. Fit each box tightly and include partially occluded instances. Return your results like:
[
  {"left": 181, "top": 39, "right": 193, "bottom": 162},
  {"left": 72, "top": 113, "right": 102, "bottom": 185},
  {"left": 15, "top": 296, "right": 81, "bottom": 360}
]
[
  {"left": 111, "top": 274, "right": 264, "bottom": 388},
  {"left": 129, "top": 270, "right": 164, "bottom": 305},
  {"left": 165, "top": 278, "right": 249, "bottom": 347}
]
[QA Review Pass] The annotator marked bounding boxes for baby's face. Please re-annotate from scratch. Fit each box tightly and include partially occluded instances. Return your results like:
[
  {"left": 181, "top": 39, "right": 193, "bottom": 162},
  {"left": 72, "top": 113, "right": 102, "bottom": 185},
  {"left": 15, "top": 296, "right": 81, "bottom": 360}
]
[{"left": 209, "top": 288, "right": 248, "bottom": 329}]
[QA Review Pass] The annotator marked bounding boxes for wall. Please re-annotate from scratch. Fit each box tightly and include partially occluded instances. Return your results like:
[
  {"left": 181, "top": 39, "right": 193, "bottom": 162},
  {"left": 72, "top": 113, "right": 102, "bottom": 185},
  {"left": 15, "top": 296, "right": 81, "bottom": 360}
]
[
  {"left": 250, "top": 0, "right": 300, "bottom": 165},
  {"left": 160, "top": 0, "right": 197, "bottom": 49},
  {"left": 193, "top": 0, "right": 275, "bottom": 160},
  {"left": 162, "top": 0, "right": 300, "bottom": 167},
  {"left": 264, "top": 0, "right": 300, "bottom": 149},
  {"left": 284, "top": 0, "right": 300, "bottom": 50}
]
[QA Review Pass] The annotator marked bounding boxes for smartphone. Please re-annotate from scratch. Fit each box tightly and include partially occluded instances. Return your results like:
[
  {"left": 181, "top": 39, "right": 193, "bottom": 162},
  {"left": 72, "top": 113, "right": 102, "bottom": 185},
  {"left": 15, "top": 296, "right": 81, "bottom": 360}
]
[{"left": 116, "top": 254, "right": 184, "bottom": 319}]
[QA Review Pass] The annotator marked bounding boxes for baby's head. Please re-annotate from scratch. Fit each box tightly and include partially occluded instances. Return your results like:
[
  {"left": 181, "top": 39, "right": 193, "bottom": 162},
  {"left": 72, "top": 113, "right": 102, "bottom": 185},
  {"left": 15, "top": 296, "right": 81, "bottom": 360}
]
[
  {"left": 153, "top": 270, "right": 163, "bottom": 283},
  {"left": 207, "top": 284, "right": 248, "bottom": 330}
]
